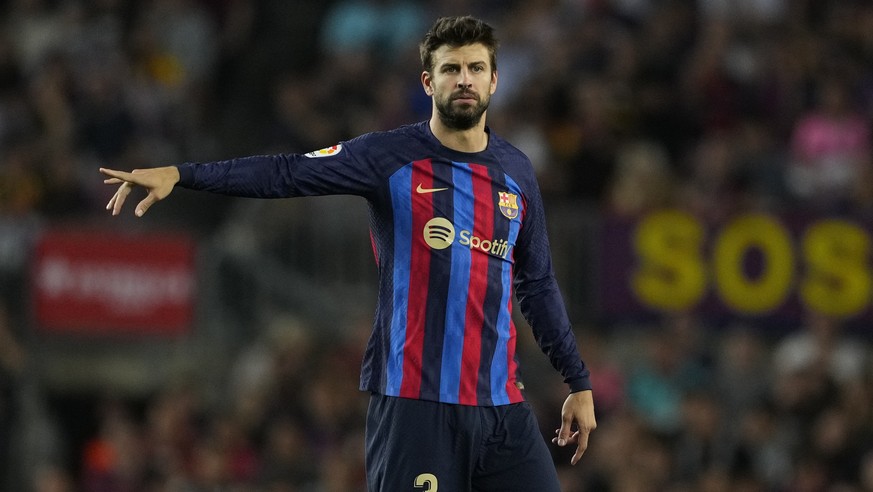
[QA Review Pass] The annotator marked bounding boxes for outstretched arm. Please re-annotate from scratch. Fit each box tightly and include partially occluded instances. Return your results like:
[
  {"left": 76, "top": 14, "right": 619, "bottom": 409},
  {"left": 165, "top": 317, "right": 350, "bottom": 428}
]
[
  {"left": 552, "top": 389, "right": 596, "bottom": 465},
  {"left": 100, "top": 166, "right": 180, "bottom": 217}
]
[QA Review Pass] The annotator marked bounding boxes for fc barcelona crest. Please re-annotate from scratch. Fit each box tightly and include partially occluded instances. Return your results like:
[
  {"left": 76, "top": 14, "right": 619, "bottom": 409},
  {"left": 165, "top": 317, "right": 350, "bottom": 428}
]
[{"left": 498, "top": 192, "right": 519, "bottom": 219}]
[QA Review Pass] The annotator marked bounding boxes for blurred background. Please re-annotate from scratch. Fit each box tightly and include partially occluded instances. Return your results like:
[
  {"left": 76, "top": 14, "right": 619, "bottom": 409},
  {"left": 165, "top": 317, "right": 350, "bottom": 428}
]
[{"left": 2, "top": 0, "right": 873, "bottom": 490}]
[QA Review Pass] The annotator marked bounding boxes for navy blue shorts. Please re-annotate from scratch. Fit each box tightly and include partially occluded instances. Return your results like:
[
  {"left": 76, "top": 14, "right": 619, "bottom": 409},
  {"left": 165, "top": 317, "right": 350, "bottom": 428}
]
[{"left": 365, "top": 393, "right": 561, "bottom": 492}]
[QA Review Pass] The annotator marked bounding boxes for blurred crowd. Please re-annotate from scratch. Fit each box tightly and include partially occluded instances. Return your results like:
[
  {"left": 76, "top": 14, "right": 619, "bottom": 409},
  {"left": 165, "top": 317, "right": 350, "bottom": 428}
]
[{"left": 2, "top": 0, "right": 873, "bottom": 490}]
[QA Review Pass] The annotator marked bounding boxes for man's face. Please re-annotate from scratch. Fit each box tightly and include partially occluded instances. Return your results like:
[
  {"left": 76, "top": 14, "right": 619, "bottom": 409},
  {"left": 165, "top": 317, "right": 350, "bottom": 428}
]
[{"left": 423, "top": 43, "right": 497, "bottom": 130}]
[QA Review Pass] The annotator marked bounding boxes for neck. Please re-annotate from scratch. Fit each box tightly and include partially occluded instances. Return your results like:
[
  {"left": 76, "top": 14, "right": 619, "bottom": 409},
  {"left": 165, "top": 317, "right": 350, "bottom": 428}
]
[{"left": 429, "top": 115, "right": 488, "bottom": 153}]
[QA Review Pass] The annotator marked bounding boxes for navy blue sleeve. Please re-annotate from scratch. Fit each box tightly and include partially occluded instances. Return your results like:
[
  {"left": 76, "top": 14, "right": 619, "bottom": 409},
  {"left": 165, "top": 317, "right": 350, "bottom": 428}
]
[
  {"left": 512, "top": 166, "right": 591, "bottom": 393},
  {"left": 175, "top": 138, "right": 383, "bottom": 198}
]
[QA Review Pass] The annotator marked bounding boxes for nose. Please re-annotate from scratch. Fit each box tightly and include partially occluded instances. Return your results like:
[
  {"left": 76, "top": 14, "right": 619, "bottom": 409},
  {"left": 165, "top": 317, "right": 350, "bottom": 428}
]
[{"left": 457, "top": 69, "right": 473, "bottom": 88}]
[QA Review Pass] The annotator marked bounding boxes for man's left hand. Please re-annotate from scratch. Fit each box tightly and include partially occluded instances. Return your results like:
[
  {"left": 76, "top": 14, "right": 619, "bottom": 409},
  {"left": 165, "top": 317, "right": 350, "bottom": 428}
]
[{"left": 552, "top": 389, "right": 596, "bottom": 465}]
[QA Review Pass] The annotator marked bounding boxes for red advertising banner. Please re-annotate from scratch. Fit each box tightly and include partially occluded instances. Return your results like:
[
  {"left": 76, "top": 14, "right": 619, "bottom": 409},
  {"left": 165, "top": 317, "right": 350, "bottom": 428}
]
[{"left": 31, "top": 229, "right": 196, "bottom": 336}]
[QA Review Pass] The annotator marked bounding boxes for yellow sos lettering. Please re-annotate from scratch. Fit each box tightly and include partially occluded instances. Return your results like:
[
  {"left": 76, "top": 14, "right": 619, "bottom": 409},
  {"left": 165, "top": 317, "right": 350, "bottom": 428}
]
[
  {"left": 629, "top": 211, "right": 873, "bottom": 318},
  {"left": 712, "top": 214, "right": 794, "bottom": 314},
  {"left": 801, "top": 220, "right": 871, "bottom": 317},
  {"left": 631, "top": 210, "right": 707, "bottom": 310}
]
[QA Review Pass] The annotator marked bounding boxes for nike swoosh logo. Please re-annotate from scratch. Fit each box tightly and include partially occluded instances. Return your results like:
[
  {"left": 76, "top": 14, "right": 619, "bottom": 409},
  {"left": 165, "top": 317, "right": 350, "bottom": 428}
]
[{"left": 416, "top": 184, "right": 449, "bottom": 194}]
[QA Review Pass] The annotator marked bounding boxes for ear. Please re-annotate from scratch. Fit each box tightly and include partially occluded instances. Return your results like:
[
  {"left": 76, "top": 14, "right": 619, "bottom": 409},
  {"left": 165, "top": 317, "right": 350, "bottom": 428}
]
[
  {"left": 421, "top": 71, "right": 434, "bottom": 96},
  {"left": 490, "top": 69, "right": 498, "bottom": 95}
]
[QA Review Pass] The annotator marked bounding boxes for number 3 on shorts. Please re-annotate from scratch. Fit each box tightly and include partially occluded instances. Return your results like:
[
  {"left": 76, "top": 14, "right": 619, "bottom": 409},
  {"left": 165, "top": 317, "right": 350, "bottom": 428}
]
[{"left": 414, "top": 473, "right": 438, "bottom": 491}]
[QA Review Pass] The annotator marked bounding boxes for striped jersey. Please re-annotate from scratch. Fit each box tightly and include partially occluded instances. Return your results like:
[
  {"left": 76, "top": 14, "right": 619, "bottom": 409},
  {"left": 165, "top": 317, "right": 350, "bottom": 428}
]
[{"left": 176, "top": 120, "right": 591, "bottom": 406}]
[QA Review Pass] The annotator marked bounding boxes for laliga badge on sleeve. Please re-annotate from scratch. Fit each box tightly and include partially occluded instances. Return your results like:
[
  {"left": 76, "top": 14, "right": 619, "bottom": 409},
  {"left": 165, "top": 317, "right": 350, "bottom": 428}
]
[{"left": 305, "top": 144, "right": 343, "bottom": 158}]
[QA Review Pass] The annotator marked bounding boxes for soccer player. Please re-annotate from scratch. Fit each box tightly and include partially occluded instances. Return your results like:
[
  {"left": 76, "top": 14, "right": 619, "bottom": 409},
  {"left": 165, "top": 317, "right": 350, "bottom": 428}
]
[{"left": 101, "top": 15, "right": 595, "bottom": 491}]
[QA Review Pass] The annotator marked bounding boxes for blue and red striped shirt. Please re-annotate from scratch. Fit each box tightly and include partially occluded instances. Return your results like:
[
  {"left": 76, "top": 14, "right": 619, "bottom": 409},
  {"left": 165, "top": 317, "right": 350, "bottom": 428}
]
[{"left": 176, "top": 120, "right": 590, "bottom": 406}]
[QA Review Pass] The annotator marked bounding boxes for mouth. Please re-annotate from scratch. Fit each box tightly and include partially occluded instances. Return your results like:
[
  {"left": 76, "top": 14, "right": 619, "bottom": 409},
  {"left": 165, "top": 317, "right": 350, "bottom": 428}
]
[{"left": 453, "top": 92, "right": 478, "bottom": 104}]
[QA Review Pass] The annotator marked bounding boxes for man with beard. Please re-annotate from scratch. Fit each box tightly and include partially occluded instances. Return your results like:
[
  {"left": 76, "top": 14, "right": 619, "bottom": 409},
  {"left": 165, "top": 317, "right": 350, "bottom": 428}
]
[{"left": 100, "top": 16, "right": 596, "bottom": 491}]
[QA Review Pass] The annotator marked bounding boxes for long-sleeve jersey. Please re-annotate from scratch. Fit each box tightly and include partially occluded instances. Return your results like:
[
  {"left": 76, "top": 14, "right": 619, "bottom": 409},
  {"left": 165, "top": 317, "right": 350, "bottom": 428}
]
[{"left": 176, "top": 120, "right": 590, "bottom": 406}]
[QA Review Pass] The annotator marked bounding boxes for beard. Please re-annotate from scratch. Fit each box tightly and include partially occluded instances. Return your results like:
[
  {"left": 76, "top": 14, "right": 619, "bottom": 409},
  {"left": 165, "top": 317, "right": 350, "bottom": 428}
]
[{"left": 434, "top": 89, "right": 490, "bottom": 130}]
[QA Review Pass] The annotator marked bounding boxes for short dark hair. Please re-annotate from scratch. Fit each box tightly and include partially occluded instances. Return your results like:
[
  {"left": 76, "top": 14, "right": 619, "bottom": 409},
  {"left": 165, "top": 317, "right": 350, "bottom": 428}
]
[{"left": 419, "top": 16, "right": 498, "bottom": 73}]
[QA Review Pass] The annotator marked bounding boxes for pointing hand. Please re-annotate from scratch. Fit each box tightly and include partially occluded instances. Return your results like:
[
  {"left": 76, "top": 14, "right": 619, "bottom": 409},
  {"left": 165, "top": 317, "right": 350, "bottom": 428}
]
[{"left": 100, "top": 166, "right": 180, "bottom": 217}]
